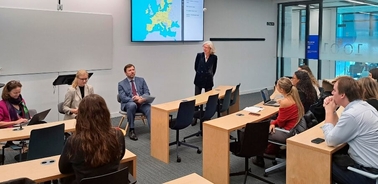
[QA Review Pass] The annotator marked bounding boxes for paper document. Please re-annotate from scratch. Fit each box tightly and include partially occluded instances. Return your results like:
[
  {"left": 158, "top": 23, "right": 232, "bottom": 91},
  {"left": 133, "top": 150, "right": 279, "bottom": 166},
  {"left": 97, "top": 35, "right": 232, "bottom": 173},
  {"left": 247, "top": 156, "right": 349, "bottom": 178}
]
[{"left": 243, "top": 106, "right": 263, "bottom": 113}]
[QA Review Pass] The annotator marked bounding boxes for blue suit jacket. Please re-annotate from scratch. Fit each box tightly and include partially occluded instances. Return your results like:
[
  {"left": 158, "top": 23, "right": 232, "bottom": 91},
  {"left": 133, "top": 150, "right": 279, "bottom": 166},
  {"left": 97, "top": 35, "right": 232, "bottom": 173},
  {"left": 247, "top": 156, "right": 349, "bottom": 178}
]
[{"left": 118, "top": 76, "right": 150, "bottom": 110}]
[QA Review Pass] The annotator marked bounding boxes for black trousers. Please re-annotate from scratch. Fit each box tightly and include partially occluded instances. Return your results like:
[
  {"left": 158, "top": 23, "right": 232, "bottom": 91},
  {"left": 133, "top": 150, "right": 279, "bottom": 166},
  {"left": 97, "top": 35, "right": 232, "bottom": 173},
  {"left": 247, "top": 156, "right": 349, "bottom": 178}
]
[{"left": 194, "top": 85, "right": 212, "bottom": 111}]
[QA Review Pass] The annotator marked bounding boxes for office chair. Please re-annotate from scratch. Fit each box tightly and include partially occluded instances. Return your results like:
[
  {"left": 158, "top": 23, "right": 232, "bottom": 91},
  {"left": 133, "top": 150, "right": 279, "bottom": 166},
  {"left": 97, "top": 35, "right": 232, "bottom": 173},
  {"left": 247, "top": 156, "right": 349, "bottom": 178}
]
[
  {"left": 217, "top": 88, "right": 233, "bottom": 117},
  {"left": 230, "top": 120, "right": 273, "bottom": 184},
  {"left": 230, "top": 83, "right": 241, "bottom": 108},
  {"left": 26, "top": 123, "right": 65, "bottom": 161},
  {"left": 169, "top": 100, "right": 201, "bottom": 162},
  {"left": 116, "top": 94, "right": 146, "bottom": 135},
  {"left": 1, "top": 108, "right": 39, "bottom": 164},
  {"left": 183, "top": 94, "right": 219, "bottom": 142},
  {"left": 80, "top": 167, "right": 136, "bottom": 184},
  {"left": 0, "top": 177, "right": 36, "bottom": 184},
  {"left": 347, "top": 166, "right": 378, "bottom": 184},
  {"left": 264, "top": 117, "right": 308, "bottom": 176},
  {"left": 57, "top": 102, "right": 65, "bottom": 114}
]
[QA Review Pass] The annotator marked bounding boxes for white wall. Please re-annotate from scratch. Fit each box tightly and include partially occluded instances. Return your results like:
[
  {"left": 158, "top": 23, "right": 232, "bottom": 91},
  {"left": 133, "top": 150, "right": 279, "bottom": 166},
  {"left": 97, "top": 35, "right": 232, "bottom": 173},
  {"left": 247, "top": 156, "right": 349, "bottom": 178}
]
[{"left": 0, "top": 0, "right": 277, "bottom": 121}]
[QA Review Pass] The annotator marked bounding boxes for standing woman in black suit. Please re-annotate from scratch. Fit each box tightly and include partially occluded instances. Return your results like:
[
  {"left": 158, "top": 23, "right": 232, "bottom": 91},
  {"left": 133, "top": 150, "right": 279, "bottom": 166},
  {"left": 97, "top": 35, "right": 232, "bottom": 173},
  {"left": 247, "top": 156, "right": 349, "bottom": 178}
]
[{"left": 194, "top": 41, "right": 218, "bottom": 95}]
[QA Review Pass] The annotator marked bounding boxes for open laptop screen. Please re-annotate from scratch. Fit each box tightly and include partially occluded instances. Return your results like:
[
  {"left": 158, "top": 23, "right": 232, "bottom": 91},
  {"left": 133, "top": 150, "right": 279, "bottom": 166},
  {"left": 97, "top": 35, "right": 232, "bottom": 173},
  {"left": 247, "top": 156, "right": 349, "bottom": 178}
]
[{"left": 260, "top": 88, "right": 270, "bottom": 103}]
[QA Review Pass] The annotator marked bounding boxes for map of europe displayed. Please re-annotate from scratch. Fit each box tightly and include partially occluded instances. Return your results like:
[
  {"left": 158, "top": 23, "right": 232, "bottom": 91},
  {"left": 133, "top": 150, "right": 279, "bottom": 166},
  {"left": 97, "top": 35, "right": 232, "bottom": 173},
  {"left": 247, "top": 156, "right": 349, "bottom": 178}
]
[{"left": 132, "top": 0, "right": 182, "bottom": 41}]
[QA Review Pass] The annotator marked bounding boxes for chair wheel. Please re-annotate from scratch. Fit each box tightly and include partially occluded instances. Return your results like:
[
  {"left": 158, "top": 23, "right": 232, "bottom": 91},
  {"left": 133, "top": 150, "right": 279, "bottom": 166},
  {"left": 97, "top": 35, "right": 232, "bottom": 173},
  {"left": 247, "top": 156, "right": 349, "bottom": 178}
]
[
  {"left": 264, "top": 173, "right": 268, "bottom": 177},
  {"left": 197, "top": 149, "right": 202, "bottom": 154},
  {"left": 177, "top": 157, "right": 181, "bottom": 162},
  {"left": 182, "top": 139, "right": 186, "bottom": 143},
  {"left": 196, "top": 134, "right": 200, "bottom": 137},
  {"left": 272, "top": 161, "right": 277, "bottom": 165}
]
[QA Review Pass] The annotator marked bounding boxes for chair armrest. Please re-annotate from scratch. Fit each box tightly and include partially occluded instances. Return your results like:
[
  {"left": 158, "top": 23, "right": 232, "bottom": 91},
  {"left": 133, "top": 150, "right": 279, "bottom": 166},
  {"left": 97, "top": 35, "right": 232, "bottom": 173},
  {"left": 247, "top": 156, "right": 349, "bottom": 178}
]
[
  {"left": 347, "top": 166, "right": 378, "bottom": 180},
  {"left": 274, "top": 127, "right": 290, "bottom": 134}
]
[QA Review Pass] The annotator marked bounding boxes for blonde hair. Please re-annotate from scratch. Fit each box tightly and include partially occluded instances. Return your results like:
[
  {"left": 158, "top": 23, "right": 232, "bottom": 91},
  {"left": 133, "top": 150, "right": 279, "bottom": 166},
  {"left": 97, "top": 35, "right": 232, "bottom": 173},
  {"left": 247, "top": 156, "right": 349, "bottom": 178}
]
[
  {"left": 277, "top": 77, "right": 305, "bottom": 122},
  {"left": 203, "top": 41, "right": 215, "bottom": 55},
  {"left": 72, "top": 70, "right": 88, "bottom": 88},
  {"left": 358, "top": 77, "right": 378, "bottom": 100}
]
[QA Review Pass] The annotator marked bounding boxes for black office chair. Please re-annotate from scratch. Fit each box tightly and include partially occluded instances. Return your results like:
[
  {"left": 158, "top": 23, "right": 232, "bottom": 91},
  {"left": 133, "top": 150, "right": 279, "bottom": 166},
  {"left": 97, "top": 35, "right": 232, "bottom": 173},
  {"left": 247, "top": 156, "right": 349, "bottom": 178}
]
[
  {"left": 169, "top": 100, "right": 201, "bottom": 162},
  {"left": 80, "top": 167, "right": 136, "bottom": 184},
  {"left": 230, "top": 83, "right": 241, "bottom": 108},
  {"left": 0, "top": 177, "right": 36, "bottom": 184},
  {"left": 217, "top": 88, "right": 233, "bottom": 117},
  {"left": 26, "top": 123, "right": 65, "bottom": 161},
  {"left": 116, "top": 94, "right": 146, "bottom": 134},
  {"left": 183, "top": 94, "right": 219, "bottom": 141},
  {"left": 264, "top": 117, "right": 308, "bottom": 176},
  {"left": 230, "top": 120, "right": 273, "bottom": 184},
  {"left": 57, "top": 102, "right": 65, "bottom": 115}
]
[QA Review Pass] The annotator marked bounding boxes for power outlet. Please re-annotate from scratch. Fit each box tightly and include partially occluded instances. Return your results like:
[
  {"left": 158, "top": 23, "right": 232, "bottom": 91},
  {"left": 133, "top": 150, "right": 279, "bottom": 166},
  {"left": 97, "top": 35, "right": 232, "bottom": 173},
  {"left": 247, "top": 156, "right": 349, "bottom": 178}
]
[{"left": 57, "top": 4, "right": 63, "bottom": 11}]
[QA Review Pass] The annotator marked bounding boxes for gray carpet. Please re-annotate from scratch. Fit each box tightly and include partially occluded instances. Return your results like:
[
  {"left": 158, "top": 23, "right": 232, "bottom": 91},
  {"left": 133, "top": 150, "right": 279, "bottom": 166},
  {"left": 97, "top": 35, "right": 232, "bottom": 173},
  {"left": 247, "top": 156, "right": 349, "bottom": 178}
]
[{"left": 2, "top": 91, "right": 286, "bottom": 184}]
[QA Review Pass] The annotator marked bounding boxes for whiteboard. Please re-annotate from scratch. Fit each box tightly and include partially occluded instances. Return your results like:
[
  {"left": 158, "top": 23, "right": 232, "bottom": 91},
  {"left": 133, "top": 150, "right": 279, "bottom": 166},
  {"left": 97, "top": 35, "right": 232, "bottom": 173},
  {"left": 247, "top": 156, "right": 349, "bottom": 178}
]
[{"left": 0, "top": 7, "right": 113, "bottom": 75}]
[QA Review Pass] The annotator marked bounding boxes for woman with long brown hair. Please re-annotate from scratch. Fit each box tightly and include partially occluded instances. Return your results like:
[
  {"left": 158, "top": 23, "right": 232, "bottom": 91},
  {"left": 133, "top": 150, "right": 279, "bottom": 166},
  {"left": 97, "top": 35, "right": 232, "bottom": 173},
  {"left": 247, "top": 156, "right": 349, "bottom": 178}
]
[
  {"left": 59, "top": 94, "right": 125, "bottom": 184},
  {"left": 358, "top": 77, "right": 378, "bottom": 111}
]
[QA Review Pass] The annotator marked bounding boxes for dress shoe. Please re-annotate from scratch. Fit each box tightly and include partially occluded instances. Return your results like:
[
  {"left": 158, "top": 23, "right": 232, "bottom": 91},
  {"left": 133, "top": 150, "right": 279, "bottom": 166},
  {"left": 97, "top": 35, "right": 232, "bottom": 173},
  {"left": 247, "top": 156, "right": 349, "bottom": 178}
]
[
  {"left": 252, "top": 156, "right": 265, "bottom": 168},
  {"left": 129, "top": 130, "right": 138, "bottom": 141}
]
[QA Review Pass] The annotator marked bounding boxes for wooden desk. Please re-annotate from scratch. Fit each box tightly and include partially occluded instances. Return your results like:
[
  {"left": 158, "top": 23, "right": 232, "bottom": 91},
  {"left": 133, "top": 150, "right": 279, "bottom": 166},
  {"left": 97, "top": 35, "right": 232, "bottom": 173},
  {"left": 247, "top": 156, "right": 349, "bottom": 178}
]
[
  {"left": 0, "top": 119, "right": 76, "bottom": 142},
  {"left": 203, "top": 103, "right": 279, "bottom": 184},
  {"left": 0, "top": 149, "right": 137, "bottom": 183},
  {"left": 163, "top": 173, "right": 213, "bottom": 184},
  {"left": 286, "top": 107, "right": 345, "bottom": 184},
  {"left": 151, "top": 86, "right": 239, "bottom": 163}
]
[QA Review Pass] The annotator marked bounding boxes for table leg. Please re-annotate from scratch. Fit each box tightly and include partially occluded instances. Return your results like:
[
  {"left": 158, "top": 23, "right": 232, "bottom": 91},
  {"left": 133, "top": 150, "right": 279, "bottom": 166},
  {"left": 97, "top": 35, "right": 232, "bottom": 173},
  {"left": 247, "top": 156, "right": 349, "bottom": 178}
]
[
  {"left": 151, "top": 107, "right": 170, "bottom": 163},
  {"left": 203, "top": 123, "right": 230, "bottom": 184}
]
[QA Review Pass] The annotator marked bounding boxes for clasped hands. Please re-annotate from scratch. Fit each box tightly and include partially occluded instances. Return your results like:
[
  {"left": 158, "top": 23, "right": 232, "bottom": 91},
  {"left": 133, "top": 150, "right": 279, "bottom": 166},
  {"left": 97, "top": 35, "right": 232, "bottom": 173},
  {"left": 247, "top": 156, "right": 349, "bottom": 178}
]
[
  {"left": 323, "top": 96, "right": 339, "bottom": 113},
  {"left": 132, "top": 95, "right": 145, "bottom": 104}
]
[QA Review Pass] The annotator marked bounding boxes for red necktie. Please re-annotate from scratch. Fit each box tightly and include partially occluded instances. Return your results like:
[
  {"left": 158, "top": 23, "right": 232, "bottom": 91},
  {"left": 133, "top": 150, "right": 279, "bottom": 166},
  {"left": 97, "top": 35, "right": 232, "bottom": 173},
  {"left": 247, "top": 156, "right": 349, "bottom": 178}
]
[{"left": 131, "top": 80, "right": 137, "bottom": 96}]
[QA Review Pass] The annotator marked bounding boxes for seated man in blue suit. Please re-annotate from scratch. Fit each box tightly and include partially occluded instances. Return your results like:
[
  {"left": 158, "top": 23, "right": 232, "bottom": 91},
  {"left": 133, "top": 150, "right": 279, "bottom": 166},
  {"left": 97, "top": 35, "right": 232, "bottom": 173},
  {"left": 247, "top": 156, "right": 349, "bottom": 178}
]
[{"left": 118, "top": 64, "right": 151, "bottom": 141}]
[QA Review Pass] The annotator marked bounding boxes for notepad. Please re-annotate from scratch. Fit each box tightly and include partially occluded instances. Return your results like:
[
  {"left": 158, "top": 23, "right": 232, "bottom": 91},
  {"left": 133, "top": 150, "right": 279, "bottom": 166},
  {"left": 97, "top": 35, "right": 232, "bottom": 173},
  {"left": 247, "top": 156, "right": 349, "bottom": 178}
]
[{"left": 243, "top": 106, "right": 263, "bottom": 114}]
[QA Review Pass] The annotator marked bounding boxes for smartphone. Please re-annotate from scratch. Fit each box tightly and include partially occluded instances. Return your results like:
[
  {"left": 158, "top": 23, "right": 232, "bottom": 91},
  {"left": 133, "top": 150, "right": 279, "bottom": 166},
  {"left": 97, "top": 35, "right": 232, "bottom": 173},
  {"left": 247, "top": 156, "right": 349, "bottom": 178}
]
[{"left": 311, "top": 138, "right": 325, "bottom": 144}]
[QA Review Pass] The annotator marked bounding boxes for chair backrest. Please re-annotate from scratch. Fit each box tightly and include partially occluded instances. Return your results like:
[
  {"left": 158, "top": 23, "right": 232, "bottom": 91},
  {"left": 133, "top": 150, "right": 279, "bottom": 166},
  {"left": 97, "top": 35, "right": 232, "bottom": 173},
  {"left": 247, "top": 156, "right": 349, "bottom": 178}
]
[
  {"left": 171, "top": 100, "right": 195, "bottom": 130},
  {"left": 291, "top": 116, "right": 308, "bottom": 136},
  {"left": 237, "top": 120, "right": 270, "bottom": 157},
  {"left": 57, "top": 102, "right": 65, "bottom": 114},
  {"left": 219, "top": 88, "right": 233, "bottom": 112},
  {"left": 202, "top": 94, "right": 219, "bottom": 121},
  {"left": 80, "top": 167, "right": 130, "bottom": 184},
  {"left": 27, "top": 123, "right": 65, "bottom": 160},
  {"left": 117, "top": 94, "right": 121, "bottom": 103},
  {"left": 230, "top": 83, "right": 241, "bottom": 106},
  {"left": 0, "top": 177, "right": 36, "bottom": 184}
]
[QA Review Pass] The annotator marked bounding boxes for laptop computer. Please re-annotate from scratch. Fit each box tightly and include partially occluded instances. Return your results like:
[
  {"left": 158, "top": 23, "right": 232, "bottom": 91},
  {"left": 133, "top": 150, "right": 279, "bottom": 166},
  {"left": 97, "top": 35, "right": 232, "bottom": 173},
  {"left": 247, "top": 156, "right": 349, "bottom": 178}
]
[
  {"left": 260, "top": 88, "right": 280, "bottom": 107},
  {"left": 141, "top": 94, "right": 155, "bottom": 104}
]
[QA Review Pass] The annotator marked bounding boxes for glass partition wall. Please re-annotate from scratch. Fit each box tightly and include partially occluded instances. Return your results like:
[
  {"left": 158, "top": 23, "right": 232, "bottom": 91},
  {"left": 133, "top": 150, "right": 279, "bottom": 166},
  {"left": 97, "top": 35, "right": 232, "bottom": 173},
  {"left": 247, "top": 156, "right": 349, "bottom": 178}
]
[{"left": 277, "top": 0, "right": 378, "bottom": 80}]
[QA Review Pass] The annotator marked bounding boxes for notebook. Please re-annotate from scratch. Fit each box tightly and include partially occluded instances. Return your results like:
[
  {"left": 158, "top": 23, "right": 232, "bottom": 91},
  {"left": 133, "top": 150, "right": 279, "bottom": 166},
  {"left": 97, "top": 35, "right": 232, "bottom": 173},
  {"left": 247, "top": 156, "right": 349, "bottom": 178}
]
[
  {"left": 260, "top": 88, "right": 280, "bottom": 107},
  {"left": 141, "top": 94, "right": 155, "bottom": 104}
]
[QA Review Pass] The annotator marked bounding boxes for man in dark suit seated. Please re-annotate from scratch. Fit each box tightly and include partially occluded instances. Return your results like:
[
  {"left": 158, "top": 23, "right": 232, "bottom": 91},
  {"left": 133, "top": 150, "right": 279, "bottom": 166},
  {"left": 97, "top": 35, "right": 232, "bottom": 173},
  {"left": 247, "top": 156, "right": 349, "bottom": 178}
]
[{"left": 118, "top": 64, "right": 151, "bottom": 141}]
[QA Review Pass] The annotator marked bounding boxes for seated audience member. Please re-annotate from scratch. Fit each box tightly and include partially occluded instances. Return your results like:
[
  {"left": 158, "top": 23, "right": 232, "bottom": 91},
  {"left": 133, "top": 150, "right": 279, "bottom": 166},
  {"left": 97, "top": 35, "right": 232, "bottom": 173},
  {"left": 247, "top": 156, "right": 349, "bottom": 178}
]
[
  {"left": 298, "top": 65, "right": 320, "bottom": 97},
  {"left": 253, "top": 77, "right": 304, "bottom": 167},
  {"left": 291, "top": 70, "right": 318, "bottom": 113},
  {"left": 59, "top": 94, "right": 125, "bottom": 184},
  {"left": 0, "top": 80, "right": 29, "bottom": 129},
  {"left": 369, "top": 68, "right": 378, "bottom": 81},
  {"left": 322, "top": 76, "right": 378, "bottom": 184},
  {"left": 118, "top": 64, "right": 151, "bottom": 141},
  {"left": 358, "top": 77, "right": 378, "bottom": 111},
  {"left": 63, "top": 70, "right": 94, "bottom": 120}
]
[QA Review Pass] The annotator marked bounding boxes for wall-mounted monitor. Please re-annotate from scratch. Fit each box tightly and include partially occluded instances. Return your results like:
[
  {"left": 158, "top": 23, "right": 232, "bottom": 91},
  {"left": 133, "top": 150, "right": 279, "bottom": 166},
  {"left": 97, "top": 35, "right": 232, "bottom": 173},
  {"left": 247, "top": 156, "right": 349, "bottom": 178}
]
[{"left": 131, "top": 0, "right": 204, "bottom": 42}]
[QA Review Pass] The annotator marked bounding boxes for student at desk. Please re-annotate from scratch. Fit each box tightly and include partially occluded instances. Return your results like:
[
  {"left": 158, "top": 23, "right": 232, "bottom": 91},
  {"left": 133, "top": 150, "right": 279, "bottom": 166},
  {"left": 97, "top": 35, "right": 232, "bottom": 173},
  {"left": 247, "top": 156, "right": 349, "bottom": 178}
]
[
  {"left": 0, "top": 80, "right": 29, "bottom": 128},
  {"left": 291, "top": 70, "right": 318, "bottom": 113},
  {"left": 322, "top": 76, "right": 378, "bottom": 184},
  {"left": 59, "top": 94, "right": 125, "bottom": 184},
  {"left": 253, "top": 77, "right": 304, "bottom": 167},
  {"left": 358, "top": 77, "right": 378, "bottom": 111}
]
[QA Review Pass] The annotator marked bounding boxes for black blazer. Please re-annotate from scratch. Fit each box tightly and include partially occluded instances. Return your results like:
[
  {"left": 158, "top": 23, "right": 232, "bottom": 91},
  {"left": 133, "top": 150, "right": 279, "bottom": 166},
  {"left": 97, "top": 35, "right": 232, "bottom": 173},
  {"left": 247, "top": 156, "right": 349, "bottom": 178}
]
[{"left": 194, "top": 52, "right": 218, "bottom": 88}]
